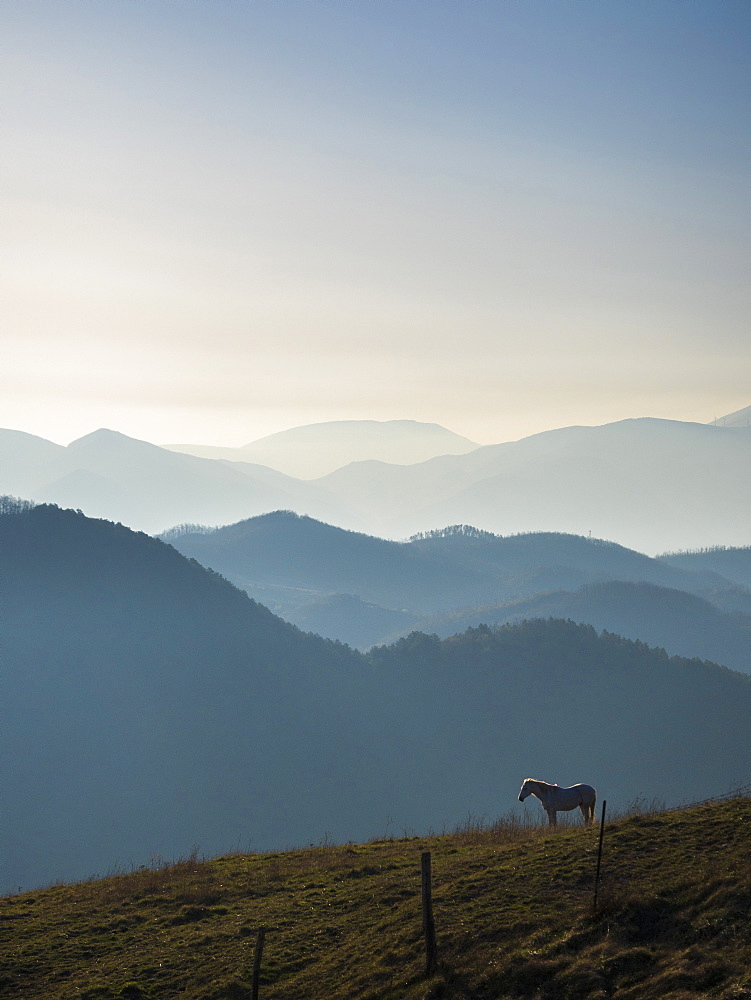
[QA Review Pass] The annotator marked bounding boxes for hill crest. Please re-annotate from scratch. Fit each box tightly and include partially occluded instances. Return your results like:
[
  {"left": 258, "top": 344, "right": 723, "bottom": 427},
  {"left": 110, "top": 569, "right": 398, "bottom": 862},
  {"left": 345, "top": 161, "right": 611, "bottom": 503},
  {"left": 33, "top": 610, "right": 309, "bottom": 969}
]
[{"left": 164, "top": 418, "right": 480, "bottom": 479}]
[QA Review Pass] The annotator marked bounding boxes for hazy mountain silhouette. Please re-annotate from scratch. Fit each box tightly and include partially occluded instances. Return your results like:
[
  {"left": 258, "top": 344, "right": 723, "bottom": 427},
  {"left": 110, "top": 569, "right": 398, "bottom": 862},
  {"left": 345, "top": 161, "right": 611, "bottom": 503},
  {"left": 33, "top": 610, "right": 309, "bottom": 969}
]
[
  {"left": 318, "top": 418, "right": 750, "bottom": 551},
  {"left": 0, "top": 429, "right": 66, "bottom": 495},
  {"left": 659, "top": 546, "right": 751, "bottom": 590},
  {"left": 377, "top": 580, "right": 751, "bottom": 674},
  {"left": 280, "top": 593, "right": 420, "bottom": 649},
  {"left": 708, "top": 403, "right": 751, "bottom": 427},
  {"left": 163, "top": 419, "right": 479, "bottom": 479},
  {"left": 164, "top": 514, "right": 733, "bottom": 618},
  {"left": 162, "top": 513, "right": 512, "bottom": 615},
  {"left": 2, "top": 415, "right": 748, "bottom": 550},
  {"left": 3, "top": 501, "right": 749, "bottom": 891},
  {"left": 163, "top": 515, "right": 749, "bottom": 665},
  {"left": 0, "top": 428, "right": 358, "bottom": 534},
  {"left": 406, "top": 525, "right": 728, "bottom": 591}
]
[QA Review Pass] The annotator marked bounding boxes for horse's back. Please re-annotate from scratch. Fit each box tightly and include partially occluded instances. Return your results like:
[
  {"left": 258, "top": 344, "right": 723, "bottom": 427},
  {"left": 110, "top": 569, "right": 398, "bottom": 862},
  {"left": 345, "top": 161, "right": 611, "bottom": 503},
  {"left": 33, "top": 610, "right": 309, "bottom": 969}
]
[{"left": 572, "top": 782, "right": 596, "bottom": 802}]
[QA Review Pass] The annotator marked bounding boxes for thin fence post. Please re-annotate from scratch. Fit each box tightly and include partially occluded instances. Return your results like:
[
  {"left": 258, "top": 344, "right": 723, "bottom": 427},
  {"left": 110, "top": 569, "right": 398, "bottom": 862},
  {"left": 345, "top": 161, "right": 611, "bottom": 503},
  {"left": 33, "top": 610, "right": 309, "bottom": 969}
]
[
  {"left": 421, "top": 851, "right": 437, "bottom": 975},
  {"left": 251, "top": 926, "right": 266, "bottom": 1000},
  {"left": 593, "top": 799, "right": 607, "bottom": 915}
]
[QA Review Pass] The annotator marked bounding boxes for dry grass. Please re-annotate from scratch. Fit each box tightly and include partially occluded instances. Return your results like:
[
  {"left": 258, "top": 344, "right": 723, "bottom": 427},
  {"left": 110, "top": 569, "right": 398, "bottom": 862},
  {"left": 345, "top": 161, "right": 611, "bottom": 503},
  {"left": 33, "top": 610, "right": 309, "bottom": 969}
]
[{"left": 1, "top": 798, "right": 749, "bottom": 999}]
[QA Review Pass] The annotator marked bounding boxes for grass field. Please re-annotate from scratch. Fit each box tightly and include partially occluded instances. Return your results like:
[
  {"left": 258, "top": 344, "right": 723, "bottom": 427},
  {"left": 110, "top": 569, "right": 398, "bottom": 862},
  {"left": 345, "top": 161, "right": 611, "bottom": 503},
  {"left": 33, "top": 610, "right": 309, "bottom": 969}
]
[{"left": 2, "top": 797, "right": 749, "bottom": 999}]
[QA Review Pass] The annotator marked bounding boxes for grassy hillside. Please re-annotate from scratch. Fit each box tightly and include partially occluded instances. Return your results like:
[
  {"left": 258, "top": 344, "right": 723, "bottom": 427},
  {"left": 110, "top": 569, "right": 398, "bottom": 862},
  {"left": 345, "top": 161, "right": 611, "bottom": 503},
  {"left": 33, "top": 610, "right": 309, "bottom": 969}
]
[{"left": 2, "top": 797, "right": 749, "bottom": 1000}]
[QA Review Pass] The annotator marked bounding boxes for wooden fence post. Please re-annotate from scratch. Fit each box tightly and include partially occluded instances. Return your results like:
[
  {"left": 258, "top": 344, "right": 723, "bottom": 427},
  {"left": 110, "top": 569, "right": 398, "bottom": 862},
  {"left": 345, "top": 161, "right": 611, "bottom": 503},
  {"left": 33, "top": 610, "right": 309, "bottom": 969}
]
[
  {"left": 593, "top": 799, "right": 607, "bottom": 915},
  {"left": 421, "top": 851, "right": 437, "bottom": 975},
  {"left": 251, "top": 926, "right": 266, "bottom": 1000}
]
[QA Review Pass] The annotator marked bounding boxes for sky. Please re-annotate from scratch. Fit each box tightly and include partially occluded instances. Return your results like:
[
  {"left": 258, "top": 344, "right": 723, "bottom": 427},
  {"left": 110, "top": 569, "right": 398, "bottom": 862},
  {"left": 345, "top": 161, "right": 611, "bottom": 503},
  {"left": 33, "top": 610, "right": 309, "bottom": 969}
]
[{"left": 2, "top": 0, "right": 749, "bottom": 447}]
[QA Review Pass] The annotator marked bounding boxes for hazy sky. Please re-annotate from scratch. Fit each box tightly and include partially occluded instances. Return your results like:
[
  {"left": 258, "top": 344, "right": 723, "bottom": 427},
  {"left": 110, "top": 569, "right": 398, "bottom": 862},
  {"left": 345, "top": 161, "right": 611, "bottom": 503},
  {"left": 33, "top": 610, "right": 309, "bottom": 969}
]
[{"left": 2, "top": 0, "right": 748, "bottom": 446}]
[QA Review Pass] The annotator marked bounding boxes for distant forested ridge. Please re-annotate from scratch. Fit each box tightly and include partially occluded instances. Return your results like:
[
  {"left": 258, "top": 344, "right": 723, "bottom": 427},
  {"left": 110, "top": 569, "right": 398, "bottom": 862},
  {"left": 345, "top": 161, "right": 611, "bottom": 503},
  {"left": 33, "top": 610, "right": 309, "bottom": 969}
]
[
  {"left": 164, "top": 512, "right": 751, "bottom": 667},
  {"left": 2, "top": 502, "right": 749, "bottom": 891},
  {"left": 377, "top": 580, "right": 751, "bottom": 673},
  {"left": 658, "top": 545, "right": 751, "bottom": 590}
]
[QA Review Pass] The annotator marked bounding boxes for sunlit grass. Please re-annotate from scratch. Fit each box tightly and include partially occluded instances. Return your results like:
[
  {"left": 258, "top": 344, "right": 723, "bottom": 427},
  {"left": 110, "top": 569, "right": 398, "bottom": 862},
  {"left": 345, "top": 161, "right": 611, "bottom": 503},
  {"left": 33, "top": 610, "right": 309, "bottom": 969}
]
[{"left": 2, "top": 797, "right": 749, "bottom": 999}]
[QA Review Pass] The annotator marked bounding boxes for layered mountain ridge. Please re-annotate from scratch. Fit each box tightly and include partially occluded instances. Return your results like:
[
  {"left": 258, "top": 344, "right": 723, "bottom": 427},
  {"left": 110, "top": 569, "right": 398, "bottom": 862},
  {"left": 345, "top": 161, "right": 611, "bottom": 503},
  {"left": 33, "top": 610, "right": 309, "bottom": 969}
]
[
  {"left": 164, "top": 512, "right": 751, "bottom": 669},
  {"left": 2, "top": 413, "right": 749, "bottom": 550}
]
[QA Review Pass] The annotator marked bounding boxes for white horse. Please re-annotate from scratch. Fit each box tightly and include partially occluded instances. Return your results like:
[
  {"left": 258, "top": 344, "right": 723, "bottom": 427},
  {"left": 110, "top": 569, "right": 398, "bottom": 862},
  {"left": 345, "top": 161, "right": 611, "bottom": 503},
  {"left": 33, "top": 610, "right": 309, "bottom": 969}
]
[{"left": 518, "top": 778, "right": 597, "bottom": 826}]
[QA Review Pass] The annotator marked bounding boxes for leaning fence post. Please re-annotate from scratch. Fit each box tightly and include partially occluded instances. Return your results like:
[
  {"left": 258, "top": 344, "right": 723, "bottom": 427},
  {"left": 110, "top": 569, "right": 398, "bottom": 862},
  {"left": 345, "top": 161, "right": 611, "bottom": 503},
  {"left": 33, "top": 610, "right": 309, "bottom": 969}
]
[
  {"left": 421, "top": 851, "right": 437, "bottom": 975},
  {"left": 592, "top": 799, "right": 607, "bottom": 915},
  {"left": 251, "top": 926, "right": 266, "bottom": 1000}
]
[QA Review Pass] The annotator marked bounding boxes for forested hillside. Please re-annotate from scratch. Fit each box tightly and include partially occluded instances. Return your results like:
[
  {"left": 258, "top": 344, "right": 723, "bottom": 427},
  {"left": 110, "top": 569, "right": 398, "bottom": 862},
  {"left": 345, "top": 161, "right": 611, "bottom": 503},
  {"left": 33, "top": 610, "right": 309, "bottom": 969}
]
[
  {"left": 3, "top": 502, "right": 750, "bottom": 894},
  {"left": 659, "top": 545, "right": 751, "bottom": 589},
  {"left": 379, "top": 580, "right": 751, "bottom": 673},
  {"left": 1, "top": 501, "right": 370, "bottom": 890},
  {"left": 165, "top": 515, "right": 750, "bottom": 665},
  {"left": 162, "top": 513, "right": 512, "bottom": 614},
  {"left": 164, "top": 515, "right": 727, "bottom": 613}
]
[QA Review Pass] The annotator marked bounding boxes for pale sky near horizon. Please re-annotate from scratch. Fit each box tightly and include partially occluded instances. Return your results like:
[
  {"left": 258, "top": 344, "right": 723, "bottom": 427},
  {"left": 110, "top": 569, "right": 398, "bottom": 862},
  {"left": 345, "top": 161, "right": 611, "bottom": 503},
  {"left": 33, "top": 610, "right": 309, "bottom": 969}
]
[{"left": 2, "top": 0, "right": 748, "bottom": 447}]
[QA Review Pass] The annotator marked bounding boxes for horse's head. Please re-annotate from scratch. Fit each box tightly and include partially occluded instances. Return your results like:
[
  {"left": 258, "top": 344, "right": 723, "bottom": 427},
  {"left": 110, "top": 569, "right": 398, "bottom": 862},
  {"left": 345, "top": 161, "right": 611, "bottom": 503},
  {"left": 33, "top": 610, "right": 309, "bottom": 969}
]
[{"left": 518, "top": 779, "right": 532, "bottom": 802}]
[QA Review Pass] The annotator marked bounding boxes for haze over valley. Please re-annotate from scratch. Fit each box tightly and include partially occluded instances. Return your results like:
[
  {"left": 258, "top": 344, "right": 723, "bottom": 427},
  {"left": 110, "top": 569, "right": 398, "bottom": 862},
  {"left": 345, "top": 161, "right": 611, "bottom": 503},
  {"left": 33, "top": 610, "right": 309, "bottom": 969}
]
[{"left": 2, "top": 5, "right": 749, "bottom": 957}]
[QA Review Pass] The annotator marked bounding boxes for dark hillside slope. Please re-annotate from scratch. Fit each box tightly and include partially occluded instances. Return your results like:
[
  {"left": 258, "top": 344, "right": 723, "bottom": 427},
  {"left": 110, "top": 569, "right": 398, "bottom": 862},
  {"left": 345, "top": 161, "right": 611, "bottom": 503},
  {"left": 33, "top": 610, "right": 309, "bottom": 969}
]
[
  {"left": 0, "top": 503, "right": 377, "bottom": 891},
  {"left": 3, "top": 504, "right": 750, "bottom": 894},
  {"left": 3, "top": 798, "right": 750, "bottom": 1000}
]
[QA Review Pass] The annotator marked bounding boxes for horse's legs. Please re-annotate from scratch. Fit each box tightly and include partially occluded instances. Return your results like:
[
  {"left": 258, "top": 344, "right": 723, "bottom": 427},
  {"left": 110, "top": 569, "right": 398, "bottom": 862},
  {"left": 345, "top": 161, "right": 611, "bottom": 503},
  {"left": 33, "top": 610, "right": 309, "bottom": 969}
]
[
  {"left": 547, "top": 809, "right": 557, "bottom": 827},
  {"left": 579, "top": 804, "right": 588, "bottom": 824}
]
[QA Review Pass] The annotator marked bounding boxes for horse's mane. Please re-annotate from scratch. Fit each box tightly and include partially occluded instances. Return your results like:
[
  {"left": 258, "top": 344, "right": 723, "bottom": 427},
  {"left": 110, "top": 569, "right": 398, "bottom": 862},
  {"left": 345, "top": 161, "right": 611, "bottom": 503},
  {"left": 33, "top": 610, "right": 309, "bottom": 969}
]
[{"left": 525, "top": 778, "right": 557, "bottom": 791}]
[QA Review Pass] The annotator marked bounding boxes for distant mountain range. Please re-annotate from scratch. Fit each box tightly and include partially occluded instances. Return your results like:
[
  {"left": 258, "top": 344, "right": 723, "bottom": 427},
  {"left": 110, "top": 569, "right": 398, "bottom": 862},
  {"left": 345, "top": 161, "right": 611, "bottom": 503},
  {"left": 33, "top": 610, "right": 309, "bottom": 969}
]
[
  {"left": 3, "top": 501, "right": 749, "bottom": 891},
  {"left": 163, "top": 513, "right": 751, "bottom": 670},
  {"left": 314, "top": 417, "right": 750, "bottom": 551},
  {"left": 163, "top": 419, "right": 479, "bottom": 479},
  {"left": 0, "top": 428, "right": 359, "bottom": 535},
  {"left": 1, "top": 412, "right": 749, "bottom": 549}
]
